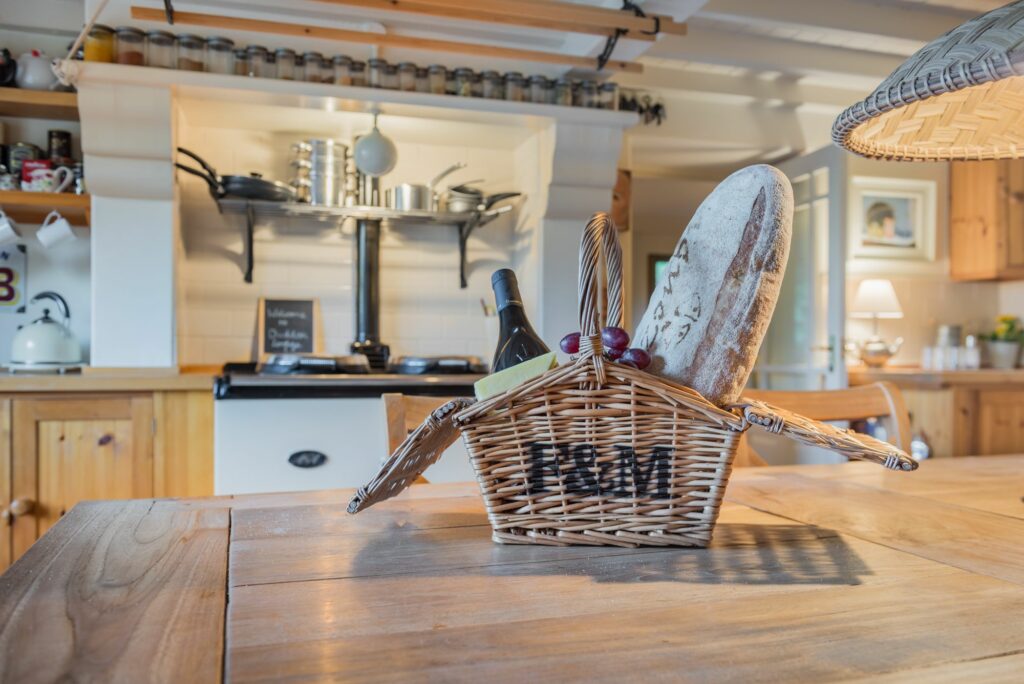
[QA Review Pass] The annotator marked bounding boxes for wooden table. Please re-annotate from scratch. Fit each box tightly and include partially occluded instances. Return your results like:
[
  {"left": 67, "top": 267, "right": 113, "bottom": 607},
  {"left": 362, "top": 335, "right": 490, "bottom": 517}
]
[{"left": 2, "top": 457, "right": 1024, "bottom": 682}]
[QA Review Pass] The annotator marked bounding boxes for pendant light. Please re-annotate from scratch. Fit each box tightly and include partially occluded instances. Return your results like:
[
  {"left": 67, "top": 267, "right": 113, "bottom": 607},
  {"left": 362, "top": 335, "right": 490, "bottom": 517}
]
[{"left": 353, "top": 111, "right": 398, "bottom": 177}]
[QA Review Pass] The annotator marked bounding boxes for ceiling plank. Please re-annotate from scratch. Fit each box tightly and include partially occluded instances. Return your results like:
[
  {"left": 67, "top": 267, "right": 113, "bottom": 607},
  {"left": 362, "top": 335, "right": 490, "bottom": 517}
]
[
  {"left": 130, "top": 6, "right": 644, "bottom": 73},
  {"left": 311, "top": 0, "right": 657, "bottom": 41}
]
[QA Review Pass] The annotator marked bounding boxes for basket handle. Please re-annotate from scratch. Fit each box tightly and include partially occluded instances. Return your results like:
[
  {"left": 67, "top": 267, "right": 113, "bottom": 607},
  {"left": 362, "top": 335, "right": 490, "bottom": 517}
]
[
  {"left": 578, "top": 212, "right": 624, "bottom": 381},
  {"left": 736, "top": 398, "right": 917, "bottom": 471}
]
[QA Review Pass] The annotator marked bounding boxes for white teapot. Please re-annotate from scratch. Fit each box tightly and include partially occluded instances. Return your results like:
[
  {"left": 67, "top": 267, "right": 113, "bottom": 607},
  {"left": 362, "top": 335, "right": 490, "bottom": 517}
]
[{"left": 16, "top": 50, "right": 57, "bottom": 91}]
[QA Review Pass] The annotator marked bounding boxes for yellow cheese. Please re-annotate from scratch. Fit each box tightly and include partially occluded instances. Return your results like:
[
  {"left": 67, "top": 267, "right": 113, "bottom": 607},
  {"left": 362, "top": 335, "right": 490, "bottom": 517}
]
[{"left": 474, "top": 352, "right": 558, "bottom": 401}]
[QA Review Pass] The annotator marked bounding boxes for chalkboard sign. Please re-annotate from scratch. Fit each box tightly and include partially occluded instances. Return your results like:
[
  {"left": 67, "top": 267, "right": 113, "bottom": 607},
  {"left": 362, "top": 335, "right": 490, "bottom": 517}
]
[{"left": 257, "top": 298, "right": 323, "bottom": 358}]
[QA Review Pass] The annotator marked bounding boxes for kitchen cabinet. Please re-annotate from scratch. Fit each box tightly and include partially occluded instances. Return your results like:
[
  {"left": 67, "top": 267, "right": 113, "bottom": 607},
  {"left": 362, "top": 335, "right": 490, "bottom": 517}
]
[
  {"left": 1, "top": 388, "right": 215, "bottom": 571},
  {"left": 950, "top": 160, "right": 1024, "bottom": 281},
  {"left": 975, "top": 390, "right": 1024, "bottom": 455}
]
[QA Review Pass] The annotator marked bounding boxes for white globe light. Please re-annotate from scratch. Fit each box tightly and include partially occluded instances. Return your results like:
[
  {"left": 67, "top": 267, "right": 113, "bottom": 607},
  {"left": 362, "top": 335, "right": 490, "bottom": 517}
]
[{"left": 353, "top": 117, "right": 398, "bottom": 177}]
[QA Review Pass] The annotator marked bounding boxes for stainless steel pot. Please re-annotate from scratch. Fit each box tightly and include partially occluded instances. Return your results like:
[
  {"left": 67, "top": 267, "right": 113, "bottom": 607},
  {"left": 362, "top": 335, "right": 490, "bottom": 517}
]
[
  {"left": 298, "top": 139, "right": 348, "bottom": 207},
  {"left": 387, "top": 162, "right": 465, "bottom": 211}
]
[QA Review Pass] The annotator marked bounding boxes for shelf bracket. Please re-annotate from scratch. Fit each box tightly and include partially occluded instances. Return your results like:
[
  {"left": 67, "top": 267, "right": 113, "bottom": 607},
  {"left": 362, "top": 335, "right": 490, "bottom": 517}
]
[{"left": 244, "top": 202, "right": 255, "bottom": 283}]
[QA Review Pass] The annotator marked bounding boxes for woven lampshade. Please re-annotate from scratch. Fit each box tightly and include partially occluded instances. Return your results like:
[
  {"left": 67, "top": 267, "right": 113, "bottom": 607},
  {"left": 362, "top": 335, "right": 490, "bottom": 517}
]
[{"left": 833, "top": 0, "right": 1024, "bottom": 161}]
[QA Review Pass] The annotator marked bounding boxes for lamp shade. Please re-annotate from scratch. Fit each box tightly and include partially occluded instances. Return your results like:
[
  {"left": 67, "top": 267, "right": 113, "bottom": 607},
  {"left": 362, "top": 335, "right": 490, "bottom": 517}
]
[
  {"left": 833, "top": 1, "right": 1024, "bottom": 161},
  {"left": 850, "top": 279, "right": 903, "bottom": 319}
]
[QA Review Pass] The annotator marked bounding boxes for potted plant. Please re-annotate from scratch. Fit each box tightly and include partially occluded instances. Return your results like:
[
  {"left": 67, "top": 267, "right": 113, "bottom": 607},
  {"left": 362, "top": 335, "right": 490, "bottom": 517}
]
[{"left": 986, "top": 315, "right": 1023, "bottom": 369}]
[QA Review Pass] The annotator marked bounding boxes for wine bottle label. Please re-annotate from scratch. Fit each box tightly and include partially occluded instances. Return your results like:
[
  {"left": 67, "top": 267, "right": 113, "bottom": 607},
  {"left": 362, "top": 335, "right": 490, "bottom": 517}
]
[{"left": 634, "top": 165, "right": 793, "bottom": 405}]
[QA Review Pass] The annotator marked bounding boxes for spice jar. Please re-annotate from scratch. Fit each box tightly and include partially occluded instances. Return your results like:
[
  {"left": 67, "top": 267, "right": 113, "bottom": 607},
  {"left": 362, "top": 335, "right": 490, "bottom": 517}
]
[
  {"left": 552, "top": 77, "right": 572, "bottom": 106},
  {"left": 446, "top": 68, "right": 456, "bottom": 95},
  {"left": 247, "top": 45, "right": 270, "bottom": 78},
  {"left": 427, "top": 64, "right": 446, "bottom": 94},
  {"left": 84, "top": 24, "right": 115, "bottom": 62},
  {"left": 367, "top": 58, "right": 387, "bottom": 88},
  {"left": 481, "top": 71, "right": 502, "bottom": 99},
  {"left": 350, "top": 60, "right": 367, "bottom": 86},
  {"left": 114, "top": 27, "right": 145, "bottom": 66},
  {"left": 332, "top": 55, "right": 351, "bottom": 85},
  {"left": 204, "top": 37, "right": 234, "bottom": 74},
  {"left": 528, "top": 75, "right": 550, "bottom": 104},
  {"left": 270, "top": 48, "right": 295, "bottom": 80},
  {"left": 176, "top": 34, "right": 205, "bottom": 72},
  {"left": 415, "top": 67, "right": 429, "bottom": 93},
  {"left": 504, "top": 72, "right": 525, "bottom": 102},
  {"left": 146, "top": 30, "right": 176, "bottom": 68},
  {"left": 472, "top": 72, "right": 483, "bottom": 98},
  {"left": 384, "top": 63, "right": 399, "bottom": 89},
  {"left": 398, "top": 62, "right": 417, "bottom": 91},
  {"left": 233, "top": 49, "right": 249, "bottom": 76},
  {"left": 454, "top": 68, "right": 473, "bottom": 97},
  {"left": 301, "top": 52, "right": 323, "bottom": 82},
  {"left": 579, "top": 80, "right": 598, "bottom": 107},
  {"left": 599, "top": 82, "right": 619, "bottom": 110}
]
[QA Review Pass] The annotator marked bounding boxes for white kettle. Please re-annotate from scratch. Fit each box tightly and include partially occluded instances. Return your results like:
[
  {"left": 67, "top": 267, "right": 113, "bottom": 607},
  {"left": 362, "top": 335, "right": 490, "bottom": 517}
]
[{"left": 10, "top": 291, "right": 83, "bottom": 370}]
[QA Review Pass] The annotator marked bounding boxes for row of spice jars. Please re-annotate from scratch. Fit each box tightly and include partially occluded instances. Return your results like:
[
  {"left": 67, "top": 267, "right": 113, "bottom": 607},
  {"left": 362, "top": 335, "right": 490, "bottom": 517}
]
[{"left": 83, "top": 24, "right": 619, "bottom": 109}]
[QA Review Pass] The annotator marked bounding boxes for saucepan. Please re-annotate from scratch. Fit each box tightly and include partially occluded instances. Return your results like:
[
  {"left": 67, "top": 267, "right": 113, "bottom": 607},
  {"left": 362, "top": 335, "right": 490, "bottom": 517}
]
[
  {"left": 175, "top": 147, "right": 297, "bottom": 203},
  {"left": 387, "top": 162, "right": 466, "bottom": 211},
  {"left": 443, "top": 183, "right": 521, "bottom": 214}
]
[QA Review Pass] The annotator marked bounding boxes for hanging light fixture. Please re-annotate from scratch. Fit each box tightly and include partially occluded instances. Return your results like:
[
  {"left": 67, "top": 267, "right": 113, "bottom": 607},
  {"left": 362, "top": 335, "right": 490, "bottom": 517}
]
[{"left": 833, "top": 1, "right": 1024, "bottom": 161}]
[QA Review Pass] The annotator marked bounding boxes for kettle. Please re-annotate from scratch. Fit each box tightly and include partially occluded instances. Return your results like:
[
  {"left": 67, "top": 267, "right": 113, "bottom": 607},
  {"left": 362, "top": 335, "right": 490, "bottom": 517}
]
[
  {"left": 15, "top": 49, "right": 57, "bottom": 91},
  {"left": 10, "top": 292, "right": 83, "bottom": 369}
]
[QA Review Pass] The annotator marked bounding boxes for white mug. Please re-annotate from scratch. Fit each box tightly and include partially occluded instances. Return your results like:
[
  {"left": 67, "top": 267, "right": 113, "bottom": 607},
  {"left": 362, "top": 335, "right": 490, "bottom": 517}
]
[
  {"left": 0, "top": 209, "right": 20, "bottom": 247},
  {"left": 22, "top": 166, "right": 73, "bottom": 193},
  {"left": 37, "top": 210, "right": 75, "bottom": 249}
]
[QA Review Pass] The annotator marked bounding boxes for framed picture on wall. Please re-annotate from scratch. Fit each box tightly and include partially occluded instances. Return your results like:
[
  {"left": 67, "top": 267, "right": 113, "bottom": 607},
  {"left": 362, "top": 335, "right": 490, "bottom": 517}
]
[{"left": 848, "top": 176, "right": 936, "bottom": 262}]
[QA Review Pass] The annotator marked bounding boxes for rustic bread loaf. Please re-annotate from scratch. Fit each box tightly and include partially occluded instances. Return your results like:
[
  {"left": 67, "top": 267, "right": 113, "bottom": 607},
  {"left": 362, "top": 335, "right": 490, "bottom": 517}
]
[{"left": 633, "top": 165, "right": 793, "bottom": 405}]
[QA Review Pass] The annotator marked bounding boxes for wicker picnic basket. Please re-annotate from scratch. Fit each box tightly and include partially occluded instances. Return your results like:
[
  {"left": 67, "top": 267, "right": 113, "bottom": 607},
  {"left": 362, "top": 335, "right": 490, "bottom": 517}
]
[{"left": 349, "top": 213, "right": 917, "bottom": 547}]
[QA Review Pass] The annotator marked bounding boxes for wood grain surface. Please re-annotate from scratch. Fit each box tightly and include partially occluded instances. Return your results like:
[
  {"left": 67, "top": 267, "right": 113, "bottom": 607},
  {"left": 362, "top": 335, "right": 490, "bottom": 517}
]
[{"left": 3, "top": 457, "right": 1024, "bottom": 682}]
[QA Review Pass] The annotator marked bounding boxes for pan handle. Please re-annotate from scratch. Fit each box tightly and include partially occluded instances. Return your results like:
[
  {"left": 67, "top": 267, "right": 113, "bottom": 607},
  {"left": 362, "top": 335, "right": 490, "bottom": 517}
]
[
  {"left": 174, "top": 162, "right": 224, "bottom": 198},
  {"left": 483, "top": 192, "right": 521, "bottom": 210},
  {"left": 176, "top": 147, "right": 219, "bottom": 179}
]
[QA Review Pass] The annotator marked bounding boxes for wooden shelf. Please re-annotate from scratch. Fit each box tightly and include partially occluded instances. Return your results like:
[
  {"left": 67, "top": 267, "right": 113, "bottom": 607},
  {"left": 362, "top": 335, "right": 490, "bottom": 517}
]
[
  {"left": 0, "top": 191, "right": 91, "bottom": 226},
  {"left": 0, "top": 88, "right": 79, "bottom": 121}
]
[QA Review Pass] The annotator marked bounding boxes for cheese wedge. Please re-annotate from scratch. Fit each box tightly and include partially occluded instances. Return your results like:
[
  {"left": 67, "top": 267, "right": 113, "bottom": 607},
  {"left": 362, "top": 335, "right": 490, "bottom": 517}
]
[{"left": 475, "top": 352, "right": 558, "bottom": 401}]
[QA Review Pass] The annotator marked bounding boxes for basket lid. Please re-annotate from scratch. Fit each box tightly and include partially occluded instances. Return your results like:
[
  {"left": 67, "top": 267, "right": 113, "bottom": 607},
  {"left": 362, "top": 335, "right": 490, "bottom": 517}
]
[{"left": 347, "top": 397, "right": 474, "bottom": 513}]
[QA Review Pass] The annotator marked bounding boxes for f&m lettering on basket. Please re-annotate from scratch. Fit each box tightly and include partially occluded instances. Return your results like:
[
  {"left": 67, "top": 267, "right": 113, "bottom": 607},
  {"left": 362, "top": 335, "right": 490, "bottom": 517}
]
[{"left": 528, "top": 442, "right": 673, "bottom": 498}]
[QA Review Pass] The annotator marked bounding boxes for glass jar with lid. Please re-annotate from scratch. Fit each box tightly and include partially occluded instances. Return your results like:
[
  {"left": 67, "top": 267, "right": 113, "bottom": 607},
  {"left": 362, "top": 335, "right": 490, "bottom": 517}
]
[
  {"left": 427, "top": 64, "right": 446, "bottom": 94},
  {"left": 350, "top": 60, "right": 367, "bottom": 86},
  {"left": 481, "top": 71, "right": 502, "bottom": 99},
  {"left": 579, "top": 80, "right": 598, "bottom": 107},
  {"left": 234, "top": 49, "right": 249, "bottom": 76},
  {"left": 146, "top": 30, "right": 176, "bottom": 68},
  {"left": 504, "top": 72, "right": 525, "bottom": 102},
  {"left": 176, "top": 34, "right": 205, "bottom": 71},
  {"left": 446, "top": 68, "right": 456, "bottom": 95},
  {"left": 599, "top": 82, "right": 619, "bottom": 110},
  {"left": 84, "top": 24, "right": 115, "bottom": 62},
  {"left": 271, "top": 48, "right": 295, "bottom": 80},
  {"left": 320, "top": 55, "right": 334, "bottom": 83},
  {"left": 301, "top": 52, "right": 323, "bottom": 82},
  {"left": 415, "top": 67, "right": 429, "bottom": 92},
  {"left": 205, "top": 37, "right": 234, "bottom": 74},
  {"left": 246, "top": 45, "right": 271, "bottom": 77},
  {"left": 397, "top": 62, "right": 417, "bottom": 91},
  {"left": 552, "top": 78, "right": 572, "bottom": 106},
  {"left": 454, "top": 68, "right": 473, "bottom": 97},
  {"left": 385, "top": 63, "right": 399, "bottom": 89},
  {"left": 528, "top": 75, "right": 550, "bottom": 104},
  {"left": 332, "top": 55, "right": 352, "bottom": 85},
  {"left": 472, "top": 72, "right": 483, "bottom": 98},
  {"left": 114, "top": 27, "right": 145, "bottom": 66},
  {"left": 367, "top": 58, "right": 387, "bottom": 88}
]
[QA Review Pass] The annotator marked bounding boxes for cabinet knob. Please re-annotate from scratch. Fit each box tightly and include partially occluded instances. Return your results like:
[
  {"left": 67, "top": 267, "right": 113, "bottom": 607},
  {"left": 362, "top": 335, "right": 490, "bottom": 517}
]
[{"left": 8, "top": 498, "right": 35, "bottom": 518}]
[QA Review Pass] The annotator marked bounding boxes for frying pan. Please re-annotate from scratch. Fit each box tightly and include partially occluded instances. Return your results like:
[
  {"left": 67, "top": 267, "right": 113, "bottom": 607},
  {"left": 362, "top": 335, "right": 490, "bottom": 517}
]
[{"left": 175, "top": 147, "right": 296, "bottom": 203}]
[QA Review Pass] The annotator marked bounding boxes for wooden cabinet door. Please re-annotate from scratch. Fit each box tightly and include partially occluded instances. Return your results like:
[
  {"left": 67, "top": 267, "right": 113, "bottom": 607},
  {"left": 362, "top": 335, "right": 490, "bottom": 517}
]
[
  {"left": 975, "top": 390, "right": 1024, "bottom": 456},
  {"left": 9, "top": 395, "right": 154, "bottom": 563}
]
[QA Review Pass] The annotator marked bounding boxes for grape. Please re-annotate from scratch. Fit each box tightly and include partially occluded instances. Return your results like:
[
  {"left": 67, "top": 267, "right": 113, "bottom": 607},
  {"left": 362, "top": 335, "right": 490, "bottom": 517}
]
[
  {"left": 601, "top": 326, "right": 630, "bottom": 351},
  {"left": 559, "top": 332, "right": 581, "bottom": 354},
  {"left": 606, "top": 346, "right": 624, "bottom": 360},
  {"left": 621, "top": 348, "right": 651, "bottom": 370},
  {"left": 619, "top": 359, "right": 639, "bottom": 369}
]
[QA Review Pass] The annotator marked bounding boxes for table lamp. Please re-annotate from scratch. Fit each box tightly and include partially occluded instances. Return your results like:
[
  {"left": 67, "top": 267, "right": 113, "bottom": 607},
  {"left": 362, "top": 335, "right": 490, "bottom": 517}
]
[
  {"left": 849, "top": 278, "right": 904, "bottom": 368},
  {"left": 833, "top": 1, "right": 1024, "bottom": 161}
]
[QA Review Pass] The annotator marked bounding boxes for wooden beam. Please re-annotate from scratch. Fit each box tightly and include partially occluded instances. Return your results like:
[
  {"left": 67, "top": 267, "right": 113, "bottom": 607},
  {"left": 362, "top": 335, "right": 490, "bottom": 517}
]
[
  {"left": 130, "top": 6, "right": 644, "bottom": 73},
  {"left": 307, "top": 0, "right": 655, "bottom": 41}
]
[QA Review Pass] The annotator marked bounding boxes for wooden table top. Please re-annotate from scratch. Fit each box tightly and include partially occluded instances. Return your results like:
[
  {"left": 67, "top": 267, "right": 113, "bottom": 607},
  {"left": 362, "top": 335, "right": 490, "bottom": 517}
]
[{"left": 3, "top": 456, "right": 1024, "bottom": 682}]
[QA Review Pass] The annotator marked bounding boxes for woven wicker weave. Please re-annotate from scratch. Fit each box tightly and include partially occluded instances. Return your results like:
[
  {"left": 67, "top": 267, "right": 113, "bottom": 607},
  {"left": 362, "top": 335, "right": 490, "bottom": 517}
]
[
  {"left": 833, "top": 0, "right": 1024, "bottom": 161},
  {"left": 349, "top": 212, "right": 917, "bottom": 547}
]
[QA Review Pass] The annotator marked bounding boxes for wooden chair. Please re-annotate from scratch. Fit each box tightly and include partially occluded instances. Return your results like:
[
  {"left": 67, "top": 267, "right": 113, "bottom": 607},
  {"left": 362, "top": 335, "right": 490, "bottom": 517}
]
[
  {"left": 735, "top": 382, "right": 912, "bottom": 467},
  {"left": 382, "top": 393, "right": 463, "bottom": 484}
]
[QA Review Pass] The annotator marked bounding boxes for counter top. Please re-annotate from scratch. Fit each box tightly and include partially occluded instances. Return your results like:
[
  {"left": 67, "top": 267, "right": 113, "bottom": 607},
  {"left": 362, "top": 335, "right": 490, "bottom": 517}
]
[
  {"left": 849, "top": 365, "right": 1024, "bottom": 388},
  {"left": 3, "top": 456, "right": 1024, "bottom": 681},
  {"left": 0, "top": 368, "right": 215, "bottom": 393}
]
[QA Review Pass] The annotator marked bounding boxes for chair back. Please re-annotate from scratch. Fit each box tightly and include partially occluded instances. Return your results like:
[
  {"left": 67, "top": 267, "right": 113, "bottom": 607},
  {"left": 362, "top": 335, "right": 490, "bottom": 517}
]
[{"left": 382, "top": 394, "right": 464, "bottom": 484}]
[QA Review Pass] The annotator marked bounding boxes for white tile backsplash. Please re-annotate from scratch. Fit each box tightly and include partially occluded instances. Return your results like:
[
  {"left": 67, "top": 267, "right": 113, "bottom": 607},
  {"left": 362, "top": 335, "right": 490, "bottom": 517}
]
[{"left": 177, "top": 125, "right": 522, "bottom": 364}]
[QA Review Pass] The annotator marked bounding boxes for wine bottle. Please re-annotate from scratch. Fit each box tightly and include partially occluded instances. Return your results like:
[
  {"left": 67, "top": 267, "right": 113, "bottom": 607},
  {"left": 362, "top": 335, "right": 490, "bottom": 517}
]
[{"left": 490, "top": 269, "right": 550, "bottom": 373}]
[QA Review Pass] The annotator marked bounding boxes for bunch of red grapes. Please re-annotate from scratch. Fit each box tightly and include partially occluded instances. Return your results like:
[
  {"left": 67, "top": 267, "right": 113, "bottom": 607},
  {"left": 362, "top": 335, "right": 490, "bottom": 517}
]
[{"left": 559, "top": 327, "right": 651, "bottom": 370}]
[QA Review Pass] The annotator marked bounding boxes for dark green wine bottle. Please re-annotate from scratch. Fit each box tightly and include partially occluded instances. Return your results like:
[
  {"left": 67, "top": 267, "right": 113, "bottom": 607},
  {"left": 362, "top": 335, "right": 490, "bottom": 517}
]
[{"left": 490, "top": 269, "right": 550, "bottom": 373}]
